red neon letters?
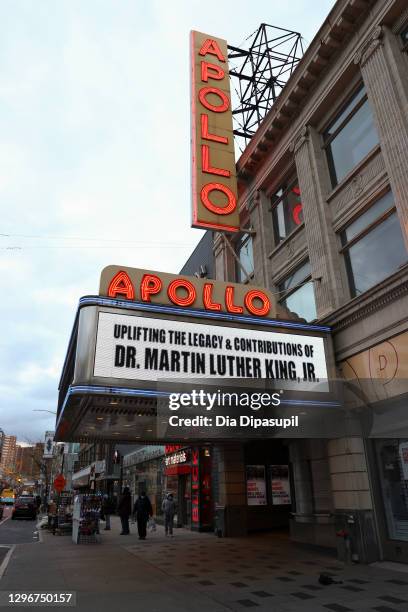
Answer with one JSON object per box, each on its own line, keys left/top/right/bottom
{"left": 191, "top": 31, "right": 239, "bottom": 232}
{"left": 167, "top": 279, "right": 197, "bottom": 307}
{"left": 106, "top": 271, "right": 271, "bottom": 318}
{"left": 198, "top": 38, "right": 225, "bottom": 62}
{"left": 200, "top": 183, "right": 236, "bottom": 215}
{"left": 108, "top": 270, "right": 135, "bottom": 300}
{"left": 200, "top": 114, "right": 228, "bottom": 144}
{"left": 140, "top": 274, "right": 162, "bottom": 302}
{"left": 201, "top": 145, "right": 230, "bottom": 177}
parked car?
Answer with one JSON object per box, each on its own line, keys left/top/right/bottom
{"left": 12, "top": 496, "right": 37, "bottom": 520}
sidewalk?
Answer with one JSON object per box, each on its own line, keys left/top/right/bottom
{"left": 1, "top": 516, "right": 408, "bottom": 611}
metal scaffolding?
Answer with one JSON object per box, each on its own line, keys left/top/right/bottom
{"left": 228, "top": 24, "right": 304, "bottom": 151}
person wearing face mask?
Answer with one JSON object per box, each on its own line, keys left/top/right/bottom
{"left": 133, "top": 491, "right": 153, "bottom": 540}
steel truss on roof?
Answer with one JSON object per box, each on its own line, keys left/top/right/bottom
{"left": 228, "top": 23, "right": 304, "bottom": 150}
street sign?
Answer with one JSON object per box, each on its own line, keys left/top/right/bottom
{"left": 53, "top": 474, "right": 66, "bottom": 492}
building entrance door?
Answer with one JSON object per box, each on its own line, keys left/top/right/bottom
{"left": 178, "top": 474, "right": 191, "bottom": 528}
{"left": 375, "top": 439, "right": 408, "bottom": 562}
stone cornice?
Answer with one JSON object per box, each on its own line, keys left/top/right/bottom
{"left": 319, "top": 264, "right": 408, "bottom": 332}
{"left": 236, "top": 0, "right": 380, "bottom": 178}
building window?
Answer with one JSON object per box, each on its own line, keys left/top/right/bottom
{"left": 323, "top": 84, "right": 379, "bottom": 186}
{"left": 341, "top": 190, "right": 407, "bottom": 297}
{"left": 279, "top": 260, "right": 317, "bottom": 321}
{"left": 271, "top": 176, "right": 303, "bottom": 244}
{"left": 236, "top": 233, "right": 254, "bottom": 282}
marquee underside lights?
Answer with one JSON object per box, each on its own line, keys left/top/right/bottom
{"left": 191, "top": 31, "right": 239, "bottom": 233}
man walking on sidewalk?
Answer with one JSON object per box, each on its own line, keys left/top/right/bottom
{"left": 133, "top": 491, "right": 152, "bottom": 540}
{"left": 117, "top": 487, "right": 131, "bottom": 535}
{"left": 162, "top": 493, "right": 176, "bottom": 537}
{"left": 102, "top": 494, "right": 114, "bottom": 531}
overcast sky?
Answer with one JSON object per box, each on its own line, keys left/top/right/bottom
{"left": 0, "top": 0, "right": 334, "bottom": 442}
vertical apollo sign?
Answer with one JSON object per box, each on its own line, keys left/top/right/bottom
{"left": 191, "top": 31, "right": 239, "bottom": 233}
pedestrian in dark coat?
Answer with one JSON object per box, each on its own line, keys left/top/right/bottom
{"left": 162, "top": 493, "right": 176, "bottom": 537}
{"left": 117, "top": 487, "right": 132, "bottom": 535}
{"left": 133, "top": 491, "right": 153, "bottom": 540}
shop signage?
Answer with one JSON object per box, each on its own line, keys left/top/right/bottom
{"left": 93, "top": 311, "right": 328, "bottom": 388}
{"left": 165, "top": 450, "right": 188, "bottom": 466}
{"left": 165, "top": 445, "right": 183, "bottom": 455}
{"left": 43, "top": 431, "right": 55, "bottom": 458}
{"left": 53, "top": 474, "right": 66, "bottom": 492}
{"left": 100, "top": 266, "right": 279, "bottom": 319}
{"left": 270, "top": 465, "right": 291, "bottom": 505}
{"left": 190, "top": 31, "right": 239, "bottom": 232}
{"left": 246, "top": 465, "right": 267, "bottom": 506}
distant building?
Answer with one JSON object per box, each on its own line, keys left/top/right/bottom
{"left": 15, "top": 443, "right": 44, "bottom": 481}
{"left": 0, "top": 435, "right": 17, "bottom": 475}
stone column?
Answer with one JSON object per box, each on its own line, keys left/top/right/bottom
{"left": 247, "top": 190, "right": 275, "bottom": 288}
{"left": 212, "top": 443, "right": 247, "bottom": 536}
{"left": 328, "top": 437, "right": 379, "bottom": 563}
{"left": 355, "top": 26, "right": 408, "bottom": 250}
{"left": 292, "top": 127, "right": 346, "bottom": 318}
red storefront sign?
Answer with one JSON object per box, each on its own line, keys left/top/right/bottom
{"left": 191, "top": 447, "right": 200, "bottom": 524}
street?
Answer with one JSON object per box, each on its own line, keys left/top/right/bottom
{"left": 0, "top": 506, "right": 39, "bottom": 546}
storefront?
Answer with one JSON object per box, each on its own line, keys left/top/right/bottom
{"left": 122, "top": 446, "right": 165, "bottom": 516}
{"left": 164, "top": 445, "right": 213, "bottom": 531}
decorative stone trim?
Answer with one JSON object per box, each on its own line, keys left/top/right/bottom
{"left": 290, "top": 125, "right": 309, "bottom": 155}
{"left": 320, "top": 266, "right": 408, "bottom": 332}
{"left": 353, "top": 26, "right": 383, "bottom": 68}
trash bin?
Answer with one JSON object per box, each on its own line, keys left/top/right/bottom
{"left": 214, "top": 504, "right": 225, "bottom": 537}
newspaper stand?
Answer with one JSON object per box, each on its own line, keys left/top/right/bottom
{"left": 54, "top": 492, "right": 73, "bottom": 536}
{"left": 72, "top": 494, "right": 101, "bottom": 544}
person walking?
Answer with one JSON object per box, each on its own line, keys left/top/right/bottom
{"left": 101, "top": 494, "right": 114, "bottom": 531}
{"left": 117, "top": 487, "right": 131, "bottom": 535}
{"left": 162, "top": 493, "right": 176, "bottom": 537}
{"left": 133, "top": 491, "right": 152, "bottom": 540}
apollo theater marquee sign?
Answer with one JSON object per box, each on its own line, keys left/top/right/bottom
{"left": 54, "top": 31, "right": 334, "bottom": 444}
{"left": 191, "top": 31, "right": 239, "bottom": 232}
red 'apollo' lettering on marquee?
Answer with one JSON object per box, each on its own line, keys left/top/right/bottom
{"left": 167, "top": 279, "right": 197, "bottom": 307}
{"left": 201, "top": 145, "right": 230, "bottom": 177}
{"left": 191, "top": 31, "right": 238, "bottom": 232}
{"left": 225, "top": 286, "right": 244, "bottom": 314}
{"left": 202, "top": 283, "right": 222, "bottom": 311}
{"left": 244, "top": 290, "right": 271, "bottom": 317}
{"left": 198, "top": 39, "right": 225, "bottom": 62}
{"left": 200, "top": 183, "right": 236, "bottom": 215}
{"left": 200, "top": 114, "right": 228, "bottom": 144}
{"left": 201, "top": 61, "right": 225, "bottom": 82}
{"left": 108, "top": 270, "right": 135, "bottom": 300}
{"left": 105, "top": 270, "right": 272, "bottom": 317}
{"left": 140, "top": 274, "right": 162, "bottom": 302}
{"left": 198, "top": 87, "right": 229, "bottom": 113}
